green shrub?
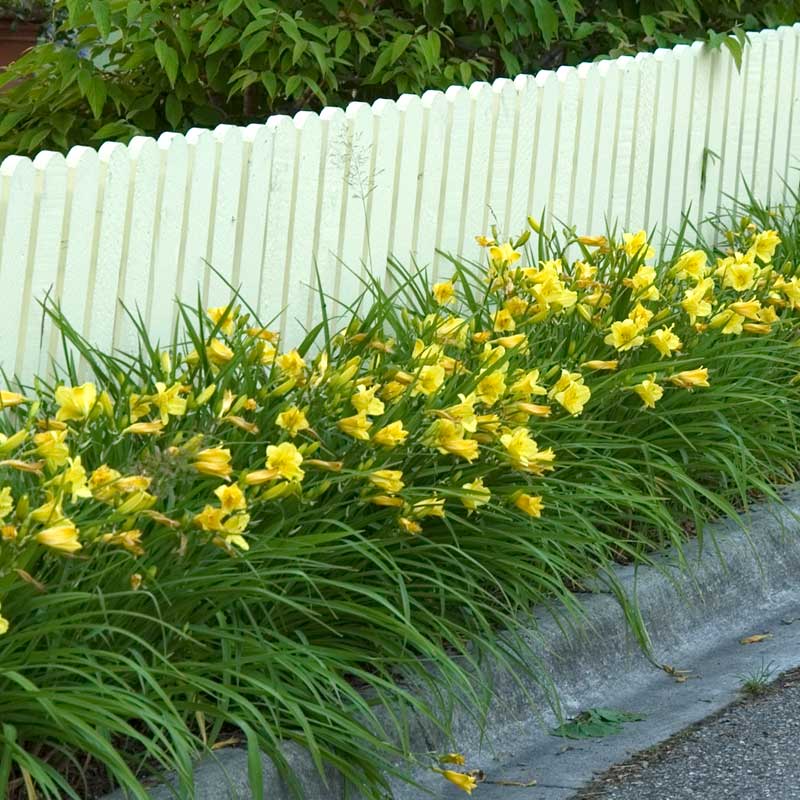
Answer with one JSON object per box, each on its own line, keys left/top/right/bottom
{"left": 2, "top": 190, "right": 800, "bottom": 797}
{"left": 0, "top": 0, "right": 797, "bottom": 156}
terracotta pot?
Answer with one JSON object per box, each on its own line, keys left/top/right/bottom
{"left": 0, "top": 17, "right": 41, "bottom": 67}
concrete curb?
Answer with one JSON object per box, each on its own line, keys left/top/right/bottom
{"left": 105, "top": 485, "right": 800, "bottom": 799}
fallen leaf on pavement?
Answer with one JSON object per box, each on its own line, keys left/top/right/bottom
{"left": 740, "top": 633, "right": 772, "bottom": 645}
{"left": 485, "top": 778, "right": 538, "bottom": 787}
{"left": 661, "top": 664, "right": 691, "bottom": 682}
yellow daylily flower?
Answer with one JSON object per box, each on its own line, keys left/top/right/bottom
{"left": 276, "top": 350, "right": 306, "bottom": 377}
{"left": 729, "top": 299, "right": 762, "bottom": 320}
{"left": 150, "top": 382, "right": 187, "bottom": 424}
{"left": 719, "top": 253, "right": 758, "bottom": 292}
{"left": 669, "top": 367, "right": 710, "bottom": 389}
{"left": 0, "top": 429, "right": 28, "bottom": 454}
{"left": 500, "top": 427, "right": 555, "bottom": 474}
{"left": 633, "top": 375, "right": 663, "bottom": 409}
{"left": 476, "top": 370, "right": 506, "bottom": 406}
{"left": 101, "top": 529, "right": 145, "bottom": 556}
{"left": 425, "top": 419, "right": 479, "bottom": 462}
{"left": 36, "top": 521, "right": 81, "bottom": 553}
{"left": 372, "top": 420, "right": 408, "bottom": 448}
{"left": 604, "top": 319, "right": 645, "bottom": 352}
{"left": 408, "top": 364, "right": 444, "bottom": 398}
{"left": 266, "top": 442, "right": 305, "bottom": 481}
{"left": 550, "top": 370, "right": 591, "bottom": 416}
{"left": 33, "top": 429, "right": 70, "bottom": 469}
{"left": 123, "top": 420, "right": 165, "bottom": 435}
{"left": 206, "top": 338, "right": 234, "bottom": 366}
{"left": 116, "top": 490, "right": 156, "bottom": 515}
{"left": 488, "top": 242, "right": 521, "bottom": 268}
{"left": 510, "top": 370, "right": 547, "bottom": 398}
{"left": 581, "top": 360, "right": 618, "bottom": 371}
{"left": 681, "top": 278, "right": 714, "bottom": 323}
{"left": 55, "top": 383, "right": 97, "bottom": 422}
{"left": 673, "top": 250, "right": 708, "bottom": 281}
{"left": 0, "top": 390, "right": 27, "bottom": 408}
{"left": 515, "top": 493, "right": 544, "bottom": 517}
{"left": 368, "top": 469, "right": 404, "bottom": 494}
{"left": 338, "top": 412, "right": 372, "bottom": 441}
{"left": 0, "top": 486, "right": 12, "bottom": 520}
{"left": 439, "top": 754, "right": 466, "bottom": 766}
{"left": 214, "top": 484, "right": 247, "bottom": 514}
{"left": 276, "top": 406, "right": 310, "bottom": 437}
{"left": 750, "top": 229, "right": 780, "bottom": 263}
{"left": 648, "top": 325, "right": 682, "bottom": 358}
{"left": 432, "top": 280, "right": 456, "bottom": 305}
{"left": 460, "top": 477, "right": 491, "bottom": 512}
{"left": 193, "top": 448, "right": 233, "bottom": 480}
{"left": 351, "top": 385, "right": 385, "bottom": 416}
{"left": 492, "top": 308, "right": 516, "bottom": 332}
{"left": 412, "top": 497, "right": 445, "bottom": 518}
{"left": 398, "top": 516, "right": 422, "bottom": 535}
{"left": 207, "top": 305, "right": 237, "bottom": 335}
{"left": 622, "top": 230, "right": 655, "bottom": 260}
{"left": 437, "top": 769, "right": 478, "bottom": 795}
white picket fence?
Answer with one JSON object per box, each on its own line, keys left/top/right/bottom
{"left": 1, "top": 24, "right": 800, "bottom": 382}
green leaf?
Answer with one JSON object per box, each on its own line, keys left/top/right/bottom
{"left": 292, "top": 38, "right": 308, "bottom": 64}
{"left": 82, "top": 75, "right": 107, "bottom": 119}
{"left": 199, "top": 17, "right": 222, "bottom": 48}
{"left": 722, "top": 36, "right": 744, "bottom": 72}
{"left": 285, "top": 74, "right": 302, "bottom": 96}
{"left": 0, "top": 110, "right": 26, "bottom": 139}
{"left": 221, "top": 0, "right": 244, "bottom": 18}
{"left": 354, "top": 30, "right": 372, "bottom": 55}
{"left": 126, "top": 0, "right": 143, "bottom": 24}
{"left": 390, "top": 33, "right": 413, "bottom": 65}
{"left": 261, "top": 70, "right": 277, "bottom": 97}
{"left": 557, "top": 0, "right": 577, "bottom": 30}
{"left": 165, "top": 93, "right": 183, "bottom": 128}
{"left": 551, "top": 708, "right": 645, "bottom": 739}
{"left": 424, "top": 0, "right": 445, "bottom": 27}
{"left": 335, "top": 29, "right": 351, "bottom": 59}
{"left": 641, "top": 15, "right": 657, "bottom": 38}
{"left": 241, "top": 31, "right": 269, "bottom": 63}
{"left": 90, "top": 120, "right": 135, "bottom": 140}
{"left": 155, "top": 40, "right": 179, "bottom": 87}
{"left": 533, "top": 0, "right": 559, "bottom": 46}
{"left": 206, "top": 26, "right": 240, "bottom": 56}
{"left": 91, "top": 0, "right": 112, "bottom": 38}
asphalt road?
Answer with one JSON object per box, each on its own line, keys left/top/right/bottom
{"left": 573, "top": 668, "right": 800, "bottom": 800}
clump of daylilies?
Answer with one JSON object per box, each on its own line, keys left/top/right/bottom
{"left": 0, "top": 211, "right": 794, "bottom": 650}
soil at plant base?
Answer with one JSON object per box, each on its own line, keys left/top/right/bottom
{"left": 573, "top": 667, "right": 800, "bottom": 800}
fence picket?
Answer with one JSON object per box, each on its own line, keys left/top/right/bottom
{"left": 311, "top": 107, "right": 347, "bottom": 329}
{"left": 435, "top": 86, "right": 471, "bottom": 272}
{"left": 258, "top": 115, "right": 295, "bottom": 332}
{"left": 336, "top": 103, "right": 373, "bottom": 316}
{"left": 86, "top": 143, "right": 130, "bottom": 358}
{"left": 51, "top": 147, "right": 99, "bottom": 378}
{"left": 0, "top": 157, "right": 36, "bottom": 382}
{"left": 148, "top": 132, "right": 189, "bottom": 349}
{"left": 507, "top": 75, "right": 539, "bottom": 239}
{"left": 363, "top": 99, "right": 399, "bottom": 291}
{"left": 20, "top": 152, "right": 67, "bottom": 380}
{"left": 772, "top": 28, "right": 798, "bottom": 204}
{"left": 282, "top": 111, "right": 322, "bottom": 344}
